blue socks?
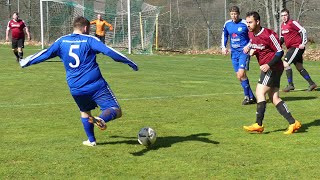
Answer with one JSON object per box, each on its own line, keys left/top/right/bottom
{"left": 299, "top": 69, "right": 315, "bottom": 85}
{"left": 99, "top": 107, "right": 118, "bottom": 123}
{"left": 81, "top": 117, "right": 95, "bottom": 142}
{"left": 286, "top": 68, "right": 293, "bottom": 85}
{"left": 241, "top": 79, "right": 254, "bottom": 98}
{"left": 81, "top": 108, "right": 119, "bottom": 143}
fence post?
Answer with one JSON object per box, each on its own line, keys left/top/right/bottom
{"left": 207, "top": 21, "right": 210, "bottom": 49}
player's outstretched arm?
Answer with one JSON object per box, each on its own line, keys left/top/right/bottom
{"left": 90, "top": 38, "right": 138, "bottom": 71}
{"left": 104, "top": 21, "right": 113, "bottom": 31}
{"left": 19, "top": 42, "right": 59, "bottom": 68}
{"left": 106, "top": 46, "right": 138, "bottom": 71}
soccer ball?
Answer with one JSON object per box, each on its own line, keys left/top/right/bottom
{"left": 138, "top": 127, "right": 157, "bottom": 146}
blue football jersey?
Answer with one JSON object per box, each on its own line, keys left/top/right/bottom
{"left": 22, "top": 33, "right": 138, "bottom": 95}
{"left": 221, "top": 19, "right": 250, "bottom": 51}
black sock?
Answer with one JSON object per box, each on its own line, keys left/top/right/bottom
{"left": 276, "top": 101, "right": 295, "bottom": 124}
{"left": 18, "top": 51, "right": 23, "bottom": 59}
{"left": 286, "top": 68, "right": 294, "bottom": 86}
{"left": 299, "top": 68, "right": 314, "bottom": 85}
{"left": 256, "top": 101, "right": 266, "bottom": 126}
{"left": 13, "top": 51, "right": 19, "bottom": 58}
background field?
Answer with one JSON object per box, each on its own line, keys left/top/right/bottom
{"left": 1, "top": 45, "right": 320, "bottom": 179}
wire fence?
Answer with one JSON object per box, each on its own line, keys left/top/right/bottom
{"left": 1, "top": 0, "right": 320, "bottom": 51}
{"left": 154, "top": 0, "right": 320, "bottom": 50}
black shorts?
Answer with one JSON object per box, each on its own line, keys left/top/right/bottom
{"left": 95, "top": 34, "right": 105, "bottom": 44}
{"left": 284, "top": 47, "right": 304, "bottom": 65}
{"left": 12, "top": 38, "right": 25, "bottom": 49}
{"left": 258, "top": 69, "right": 283, "bottom": 88}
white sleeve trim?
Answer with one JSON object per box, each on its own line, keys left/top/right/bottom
{"left": 293, "top": 21, "right": 307, "bottom": 45}
{"left": 270, "top": 34, "right": 282, "bottom": 51}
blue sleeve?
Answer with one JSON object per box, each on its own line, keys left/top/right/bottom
{"left": 89, "top": 37, "right": 138, "bottom": 71}
{"left": 24, "top": 41, "right": 60, "bottom": 67}
{"left": 221, "top": 23, "right": 229, "bottom": 48}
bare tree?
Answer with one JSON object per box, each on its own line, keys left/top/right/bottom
{"left": 294, "top": 0, "right": 320, "bottom": 22}
{"left": 271, "top": 0, "right": 286, "bottom": 34}
{"left": 278, "top": 0, "right": 285, "bottom": 34}
{"left": 271, "top": 0, "right": 278, "bottom": 32}
{"left": 260, "top": 0, "right": 272, "bottom": 28}
{"left": 297, "top": 0, "right": 307, "bottom": 21}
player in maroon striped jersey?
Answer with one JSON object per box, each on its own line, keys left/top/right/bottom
{"left": 243, "top": 11, "right": 301, "bottom": 135}
{"left": 6, "top": 12, "right": 31, "bottom": 62}
{"left": 280, "top": 8, "right": 317, "bottom": 92}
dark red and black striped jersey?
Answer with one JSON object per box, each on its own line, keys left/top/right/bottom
{"left": 281, "top": 19, "right": 307, "bottom": 49}
{"left": 249, "top": 28, "right": 284, "bottom": 71}
{"left": 7, "top": 19, "right": 27, "bottom": 39}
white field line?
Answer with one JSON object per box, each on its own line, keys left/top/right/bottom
{"left": 0, "top": 47, "right": 42, "bottom": 51}
{"left": 0, "top": 92, "right": 242, "bottom": 108}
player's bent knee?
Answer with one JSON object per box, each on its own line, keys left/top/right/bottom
{"left": 284, "top": 66, "right": 291, "bottom": 70}
{"left": 100, "top": 107, "right": 122, "bottom": 122}
{"left": 272, "top": 98, "right": 281, "bottom": 106}
{"left": 108, "top": 107, "right": 122, "bottom": 119}
{"left": 237, "top": 71, "right": 246, "bottom": 80}
{"left": 283, "top": 61, "right": 290, "bottom": 67}
{"left": 115, "top": 108, "right": 122, "bottom": 118}
{"left": 295, "top": 64, "right": 303, "bottom": 71}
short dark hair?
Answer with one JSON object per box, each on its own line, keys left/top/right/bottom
{"left": 229, "top": 6, "right": 240, "bottom": 13}
{"left": 73, "top": 16, "right": 90, "bottom": 29}
{"left": 246, "top": 11, "right": 260, "bottom": 21}
{"left": 13, "top": 12, "right": 19, "bottom": 16}
{"left": 281, "top": 8, "right": 290, "bottom": 14}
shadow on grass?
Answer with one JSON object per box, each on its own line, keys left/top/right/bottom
{"left": 281, "top": 96, "right": 317, "bottom": 102}
{"left": 44, "top": 60, "right": 61, "bottom": 63}
{"left": 282, "top": 88, "right": 319, "bottom": 92}
{"left": 297, "top": 119, "right": 320, "bottom": 133}
{"left": 264, "top": 119, "right": 320, "bottom": 134}
{"left": 265, "top": 96, "right": 317, "bottom": 104}
{"left": 98, "top": 133, "right": 219, "bottom": 156}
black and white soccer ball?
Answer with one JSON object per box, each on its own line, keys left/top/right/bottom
{"left": 138, "top": 127, "right": 157, "bottom": 146}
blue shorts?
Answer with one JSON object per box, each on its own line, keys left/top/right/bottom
{"left": 231, "top": 50, "right": 250, "bottom": 72}
{"left": 72, "top": 85, "right": 120, "bottom": 112}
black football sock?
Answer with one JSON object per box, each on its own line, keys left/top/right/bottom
{"left": 13, "top": 51, "right": 19, "bottom": 58}
{"left": 286, "top": 68, "right": 293, "bottom": 86}
{"left": 276, "top": 101, "right": 295, "bottom": 124}
{"left": 256, "top": 101, "right": 266, "bottom": 126}
{"left": 18, "top": 51, "right": 23, "bottom": 59}
{"left": 299, "top": 69, "right": 314, "bottom": 85}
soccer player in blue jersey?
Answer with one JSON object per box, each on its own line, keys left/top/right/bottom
{"left": 221, "top": 6, "right": 256, "bottom": 105}
{"left": 19, "top": 16, "right": 138, "bottom": 147}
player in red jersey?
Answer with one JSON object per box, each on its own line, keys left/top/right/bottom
{"left": 243, "top": 11, "right": 301, "bottom": 134}
{"left": 6, "top": 12, "right": 31, "bottom": 62}
{"left": 280, "top": 9, "right": 317, "bottom": 92}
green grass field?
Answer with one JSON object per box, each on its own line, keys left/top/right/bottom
{"left": 1, "top": 45, "right": 320, "bottom": 179}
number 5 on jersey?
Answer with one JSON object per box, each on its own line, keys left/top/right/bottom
{"left": 69, "top": 45, "right": 80, "bottom": 68}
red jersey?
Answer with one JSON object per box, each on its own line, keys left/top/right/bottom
{"left": 7, "top": 19, "right": 26, "bottom": 39}
{"left": 281, "top": 19, "right": 307, "bottom": 48}
{"left": 249, "top": 28, "right": 284, "bottom": 71}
